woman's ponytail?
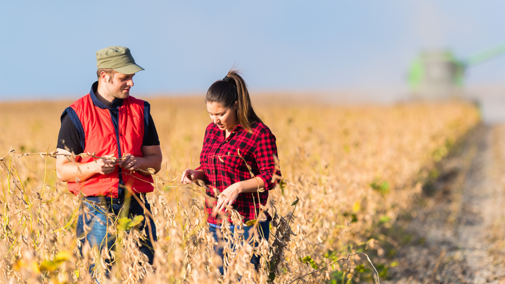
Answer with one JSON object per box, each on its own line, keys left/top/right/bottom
{"left": 206, "top": 69, "right": 262, "bottom": 131}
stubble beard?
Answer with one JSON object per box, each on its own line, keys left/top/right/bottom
{"left": 113, "top": 89, "right": 130, "bottom": 100}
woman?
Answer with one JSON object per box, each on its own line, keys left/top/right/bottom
{"left": 181, "top": 69, "right": 281, "bottom": 274}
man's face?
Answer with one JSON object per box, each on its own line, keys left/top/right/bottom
{"left": 103, "top": 72, "right": 135, "bottom": 100}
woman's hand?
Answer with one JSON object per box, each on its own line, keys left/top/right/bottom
{"left": 213, "top": 182, "right": 242, "bottom": 217}
{"left": 211, "top": 178, "right": 266, "bottom": 217}
{"left": 181, "top": 169, "right": 197, "bottom": 184}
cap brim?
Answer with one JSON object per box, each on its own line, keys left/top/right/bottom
{"left": 113, "top": 64, "right": 144, "bottom": 75}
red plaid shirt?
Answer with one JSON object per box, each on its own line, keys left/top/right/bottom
{"left": 196, "top": 121, "right": 280, "bottom": 225}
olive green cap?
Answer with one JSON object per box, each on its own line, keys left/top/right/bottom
{"left": 96, "top": 46, "right": 144, "bottom": 74}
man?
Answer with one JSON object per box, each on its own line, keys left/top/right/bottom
{"left": 55, "top": 46, "right": 162, "bottom": 277}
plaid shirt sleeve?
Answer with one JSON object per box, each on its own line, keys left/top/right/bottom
{"left": 253, "top": 127, "right": 280, "bottom": 191}
{"left": 194, "top": 126, "right": 209, "bottom": 181}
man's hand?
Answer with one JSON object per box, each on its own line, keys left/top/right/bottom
{"left": 96, "top": 158, "right": 116, "bottom": 175}
{"left": 55, "top": 148, "right": 117, "bottom": 182}
{"left": 119, "top": 153, "right": 140, "bottom": 171}
{"left": 119, "top": 147, "right": 162, "bottom": 175}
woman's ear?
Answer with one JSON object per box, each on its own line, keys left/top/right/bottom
{"left": 234, "top": 101, "right": 238, "bottom": 109}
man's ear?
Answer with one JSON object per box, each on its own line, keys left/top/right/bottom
{"left": 100, "top": 71, "right": 111, "bottom": 83}
{"left": 99, "top": 71, "right": 107, "bottom": 83}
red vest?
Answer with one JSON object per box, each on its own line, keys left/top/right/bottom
{"left": 65, "top": 94, "right": 154, "bottom": 197}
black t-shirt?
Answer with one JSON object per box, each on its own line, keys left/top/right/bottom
{"left": 57, "top": 113, "right": 160, "bottom": 154}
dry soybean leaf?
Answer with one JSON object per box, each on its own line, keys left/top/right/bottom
{"left": 13, "top": 260, "right": 25, "bottom": 271}
{"left": 39, "top": 260, "right": 59, "bottom": 272}
{"left": 53, "top": 251, "right": 72, "bottom": 264}
{"left": 353, "top": 201, "right": 361, "bottom": 213}
{"left": 245, "top": 219, "right": 257, "bottom": 227}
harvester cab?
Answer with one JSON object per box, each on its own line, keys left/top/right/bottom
{"left": 408, "top": 43, "right": 505, "bottom": 99}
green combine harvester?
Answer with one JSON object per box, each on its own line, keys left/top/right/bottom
{"left": 408, "top": 43, "right": 505, "bottom": 99}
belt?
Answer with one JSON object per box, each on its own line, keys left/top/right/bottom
{"left": 84, "top": 193, "right": 147, "bottom": 205}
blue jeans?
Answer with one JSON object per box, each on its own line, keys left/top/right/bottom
{"left": 76, "top": 195, "right": 157, "bottom": 278}
{"left": 209, "top": 221, "right": 270, "bottom": 275}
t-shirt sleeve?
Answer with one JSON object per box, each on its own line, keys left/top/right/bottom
{"left": 57, "top": 113, "right": 84, "bottom": 154}
{"left": 143, "top": 113, "right": 160, "bottom": 146}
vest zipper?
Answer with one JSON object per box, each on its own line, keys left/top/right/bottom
{"left": 110, "top": 108, "right": 123, "bottom": 200}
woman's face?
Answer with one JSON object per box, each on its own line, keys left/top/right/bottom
{"left": 207, "top": 101, "right": 237, "bottom": 132}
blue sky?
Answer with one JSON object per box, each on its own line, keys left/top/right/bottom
{"left": 0, "top": 1, "right": 504, "bottom": 100}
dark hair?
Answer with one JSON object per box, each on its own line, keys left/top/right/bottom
{"left": 206, "top": 70, "right": 262, "bottom": 131}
